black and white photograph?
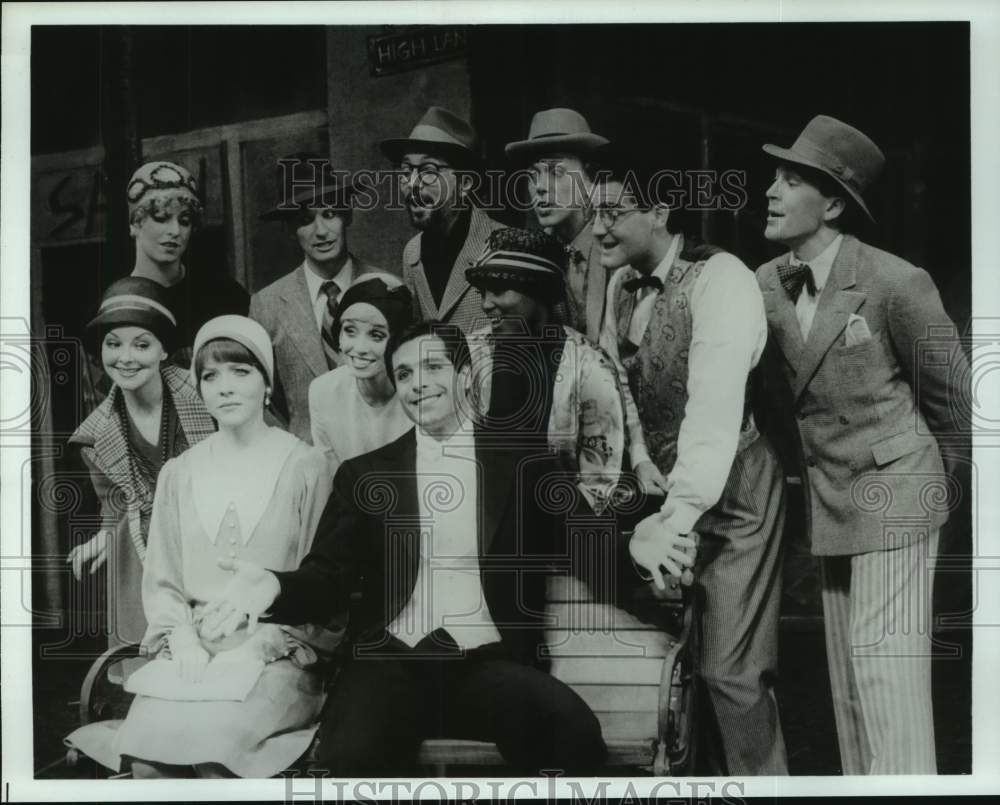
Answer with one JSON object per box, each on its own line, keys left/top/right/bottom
{"left": 1, "top": 1, "right": 998, "bottom": 800}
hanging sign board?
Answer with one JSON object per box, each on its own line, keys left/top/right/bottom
{"left": 367, "top": 26, "right": 467, "bottom": 77}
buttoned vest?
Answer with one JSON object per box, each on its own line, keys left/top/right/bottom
{"left": 614, "top": 241, "right": 758, "bottom": 475}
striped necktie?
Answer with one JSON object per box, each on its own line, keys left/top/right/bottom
{"left": 320, "top": 280, "right": 341, "bottom": 368}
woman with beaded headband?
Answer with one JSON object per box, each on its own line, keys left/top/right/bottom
{"left": 102, "top": 315, "right": 336, "bottom": 778}
{"left": 127, "top": 160, "right": 248, "bottom": 365}
{"left": 464, "top": 227, "right": 627, "bottom": 514}
{"left": 308, "top": 272, "right": 415, "bottom": 477}
{"left": 65, "top": 277, "right": 216, "bottom": 685}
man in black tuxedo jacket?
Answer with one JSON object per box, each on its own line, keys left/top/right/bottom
{"left": 201, "top": 321, "right": 608, "bottom": 776}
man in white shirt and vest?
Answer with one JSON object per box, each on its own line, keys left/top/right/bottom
{"left": 756, "top": 116, "right": 970, "bottom": 774}
{"left": 250, "top": 155, "right": 380, "bottom": 442}
{"left": 595, "top": 148, "right": 788, "bottom": 775}
{"left": 200, "top": 321, "right": 609, "bottom": 776}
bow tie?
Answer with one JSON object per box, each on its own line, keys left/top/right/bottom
{"left": 623, "top": 274, "right": 664, "bottom": 294}
{"left": 776, "top": 263, "right": 817, "bottom": 299}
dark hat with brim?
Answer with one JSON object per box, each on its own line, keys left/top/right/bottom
{"left": 762, "top": 115, "right": 885, "bottom": 221}
{"left": 505, "top": 108, "right": 609, "bottom": 163}
{"left": 379, "top": 106, "right": 482, "bottom": 169}
{"left": 260, "top": 154, "right": 358, "bottom": 221}
{"left": 85, "top": 276, "right": 177, "bottom": 357}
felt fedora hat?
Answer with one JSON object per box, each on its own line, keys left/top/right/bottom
{"left": 505, "top": 108, "right": 609, "bottom": 162}
{"left": 259, "top": 152, "right": 357, "bottom": 221}
{"left": 379, "top": 106, "right": 481, "bottom": 168}
{"left": 763, "top": 115, "right": 885, "bottom": 221}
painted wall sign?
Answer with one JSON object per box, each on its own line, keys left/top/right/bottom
{"left": 31, "top": 148, "right": 223, "bottom": 246}
{"left": 367, "top": 26, "right": 467, "bottom": 77}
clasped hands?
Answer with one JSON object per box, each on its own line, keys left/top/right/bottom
{"left": 628, "top": 506, "right": 697, "bottom": 591}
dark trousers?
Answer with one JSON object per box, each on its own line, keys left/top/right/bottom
{"left": 315, "top": 630, "right": 606, "bottom": 776}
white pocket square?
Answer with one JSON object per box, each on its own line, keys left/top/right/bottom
{"left": 845, "top": 313, "right": 872, "bottom": 346}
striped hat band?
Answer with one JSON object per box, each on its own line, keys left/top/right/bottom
{"left": 97, "top": 294, "right": 177, "bottom": 325}
{"left": 475, "top": 249, "right": 562, "bottom": 276}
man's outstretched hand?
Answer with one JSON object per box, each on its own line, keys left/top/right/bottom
{"left": 200, "top": 558, "right": 281, "bottom": 641}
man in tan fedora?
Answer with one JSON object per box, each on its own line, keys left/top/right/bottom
{"left": 757, "top": 115, "right": 970, "bottom": 774}
{"left": 505, "top": 108, "right": 608, "bottom": 343}
{"left": 381, "top": 106, "right": 502, "bottom": 333}
{"left": 250, "top": 154, "right": 381, "bottom": 442}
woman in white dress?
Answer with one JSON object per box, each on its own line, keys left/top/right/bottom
{"left": 111, "top": 315, "right": 336, "bottom": 778}
{"left": 308, "top": 272, "right": 415, "bottom": 476}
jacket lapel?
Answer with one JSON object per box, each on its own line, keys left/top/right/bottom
{"left": 91, "top": 387, "right": 134, "bottom": 490}
{"left": 281, "top": 265, "right": 328, "bottom": 377}
{"left": 437, "top": 208, "right": 489, "bottom": 321}
{"left": 406, "top": 241, "right": 440, "bottom": 319}
{"left": 791, "top": 236, "right": 866, "bottom": 401}
{"left": 373, "top": 430, "right": 421, "bottom": 565}
{"left": 762, "top": 267, "right": 806, "bottom": 369}
{"left": 163, "top": 365, "right": 216, "bottom": 444}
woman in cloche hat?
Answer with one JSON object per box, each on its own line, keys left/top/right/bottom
{"left": 66, "top": 277, "right": 216, "bottom": 674}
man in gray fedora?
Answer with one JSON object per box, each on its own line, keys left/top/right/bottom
{"left": 250, "top": 155, "right": 381, "bottom": 442}
{"left": 757, "top": 115, "right": 970, "bottom": 774}
{"left": 381, "top": 106, "right": 502, "bottom": 333}
{"left": 505, "top": 108, "right": 609, "bottom": 343}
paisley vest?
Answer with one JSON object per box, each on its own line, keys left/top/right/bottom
{"left": 614, "top": 240, "right": 758, "bottom": 475}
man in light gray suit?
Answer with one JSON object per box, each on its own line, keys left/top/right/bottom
{"left": 757, "top": 116, "right": 970, "bottom": 774}
{"left": 251, "top": 156, "right": 381, "bottom": 442}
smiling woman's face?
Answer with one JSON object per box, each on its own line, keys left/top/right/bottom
{"left": 101, "top": 326, "right": 165, "bottom": 392}
{"left": 338, "top": 302, "right": 391, "bottom": 380}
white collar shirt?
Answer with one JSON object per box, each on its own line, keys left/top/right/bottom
{"left": 387, "top": 427, "right": 501, "bottom": 649}
{"left": 790, "top": 233, "right": 843, "bottom": 340}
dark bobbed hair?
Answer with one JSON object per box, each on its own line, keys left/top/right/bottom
{"left": 193, "top": 338, "right": 269, "bottom": 396}
{"left": 384, "top": 320, "right": 471, "bottom": 389}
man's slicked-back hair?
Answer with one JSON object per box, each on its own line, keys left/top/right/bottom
{"left": 384, "top": 320, "right": 471, "bottom": 388}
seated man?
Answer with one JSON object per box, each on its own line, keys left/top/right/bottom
{"left": 200, "top": 321, "right": 611, "bottom": 776}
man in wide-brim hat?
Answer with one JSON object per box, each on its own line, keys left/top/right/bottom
{"left": 756, "top": 115, "right": 970, "bottom": 774}
{"left": 505, "top": 107, "right": 609, "bottom": 344}
{"left": 250, "top": 153, "right": 381, "bottom": 442}
{"left": 380, "top": 105, "right": 502, "bottom": 334}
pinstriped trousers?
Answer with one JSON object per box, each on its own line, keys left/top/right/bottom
{"left": 695, "top": 435, "right": 788, "bottom": 775}
{"left": 820, "top": 531, "right": 938, "bottom": 774}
